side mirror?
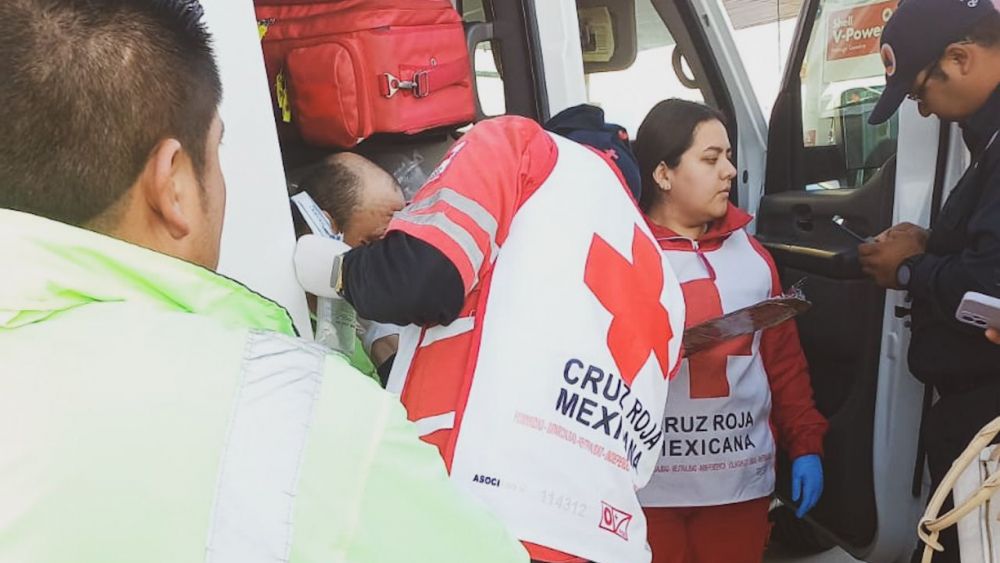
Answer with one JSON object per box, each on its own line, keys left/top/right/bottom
{"left": 576, "top": 0, "right": 637, "bottom": 74}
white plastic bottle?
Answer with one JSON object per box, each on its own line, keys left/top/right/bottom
{"left": 315, "top": 296, "right": 357, "bottom": 356}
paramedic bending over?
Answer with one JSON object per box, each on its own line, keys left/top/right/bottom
{"left": 294, "top": 110, "right": 688, "bottom": 563}
{"left": 634, "top": 99, "right": 829, "bottom": 563}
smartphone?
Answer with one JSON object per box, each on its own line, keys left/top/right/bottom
{"left": 956, "top": 291, "right": 1000, "bottom": 329}
{"left": 831, "top": 215, "right": 871, "bottom": 243}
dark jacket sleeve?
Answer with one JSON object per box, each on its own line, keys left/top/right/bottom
{"left": 908, "top": 162, "right": 1000, "bottom": 322}
{"left": 341, "top": 231, "right": 465, "bottom": 327}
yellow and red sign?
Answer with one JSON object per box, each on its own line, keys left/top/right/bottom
{"left": 826, "top": 1, "right": 895, "bottom": 61}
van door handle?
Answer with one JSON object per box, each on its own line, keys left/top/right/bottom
{"left": 793, "top": 204, "right": 814, "bottom": 232}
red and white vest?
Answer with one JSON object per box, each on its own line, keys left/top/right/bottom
{"left": 638, "top": 208, "right": 779, "bottom": 508}
{"left": 386, "top": 116, "right": 685, "bottom": 563}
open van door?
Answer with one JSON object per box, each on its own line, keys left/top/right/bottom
{"left": 744, "top": 0, "right": 935, "bottom": 560}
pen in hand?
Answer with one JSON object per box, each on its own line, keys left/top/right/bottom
{"left": 832, "top": 215, "right": 872, "bottom": 243}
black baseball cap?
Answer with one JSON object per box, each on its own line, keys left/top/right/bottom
{"left": 869, "top": 0, "right": 999, "bottom": 124}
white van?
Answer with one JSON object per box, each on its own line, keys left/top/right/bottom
{"left": 213, "top": 1, "right": 969, "bottom": 561}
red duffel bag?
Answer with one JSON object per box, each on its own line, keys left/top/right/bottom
{"left": 255, "top": 0, "right": 475, "bottom": 148}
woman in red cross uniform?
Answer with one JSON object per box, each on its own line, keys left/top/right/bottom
{"left": 634, "top": 99, "right": 829, "bottom": 563}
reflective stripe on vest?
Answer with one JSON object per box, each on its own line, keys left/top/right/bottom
{"left": 421, "top": 316, "right": 475, "bottom": 348}
{"left": 205, "top": 331, "right": 325, "bottom": 563}
{"left": 406, "top": 187, "right": 500, "bottom": 260}
{"left": 392, "top": 211, "right": 487, "bottom": 281}
{"left": 414, "top": 412, "right": 457, "bottom": 437}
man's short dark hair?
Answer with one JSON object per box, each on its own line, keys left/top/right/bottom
{"left": 0, "top": 0, "right": 222, "bottom": 226}
{"left": 295, "top": 155, "right": 362, "bottom": 235}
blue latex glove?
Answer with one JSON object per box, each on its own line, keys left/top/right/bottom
{"left": 791, "top": 454, "right": 824, "bottom": 518}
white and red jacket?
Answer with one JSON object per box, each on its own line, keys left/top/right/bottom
{"left": 638, "top": 204, "right": 827, "bottom": 508}
{"left": 384, "top": 116, "right": 686, "bottom": 563}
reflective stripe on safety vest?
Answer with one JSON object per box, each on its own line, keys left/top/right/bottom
{"left": 206, "top": 331, "right": 325, "bottom": 563}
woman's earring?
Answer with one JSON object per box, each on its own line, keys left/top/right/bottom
{"left": 658, "top": 180, "right": 671, "bottom": 192}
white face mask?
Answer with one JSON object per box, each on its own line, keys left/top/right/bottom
{"left": 291, "top": 191, "right": 341, "bottom": 241}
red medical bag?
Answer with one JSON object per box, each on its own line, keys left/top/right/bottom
{"left": 255, "top": 0, "right": 475, "bottom": 148}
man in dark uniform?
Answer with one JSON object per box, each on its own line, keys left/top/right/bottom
{"left": 859, "top": 0, "right": 1000, "bottom": 560}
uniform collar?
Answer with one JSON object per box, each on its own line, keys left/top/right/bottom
{"left": 0, "top": 209, "right": 295, "bottom": 334}
{"left": 961, "top": 85, "right": 1000, "bottom": 155}
{"left": 645, "top": 203, "right": 752, "bottom": 246}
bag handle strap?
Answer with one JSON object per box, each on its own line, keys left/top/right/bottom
{"left": 380, "top": 58, "right": 469, "bottom": 99}
{"left": 919, "top": 415, "right": 1000, "bottom": 563}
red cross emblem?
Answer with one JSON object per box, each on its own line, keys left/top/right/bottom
{"left": 584, "top": 225, "right": 672, "bottom": 385}
{"left": 681, "top": 278, "right": 753, "bottom": 398}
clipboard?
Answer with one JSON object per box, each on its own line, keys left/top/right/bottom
{"left": 682, "top": 280, "right": 811, "bottom": 355}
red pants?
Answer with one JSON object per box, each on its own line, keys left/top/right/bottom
{"left": 644, "top": 497, "right": 771, "bottom": 563}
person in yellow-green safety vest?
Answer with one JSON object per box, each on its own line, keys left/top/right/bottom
{"left": 0, "top": 1, "right": 527, "bottom": 562}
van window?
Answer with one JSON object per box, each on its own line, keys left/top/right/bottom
{"left": 715, "top": 0, "right": 799, "bottom": 118}
{"left": 473, "top": 42, "right": 506, "bottom": 116}
{"left": 461, "top": 0, "right": 507, "bottom": 117}
{"left": 580, "top": 0, "right": 706, "bottom": 136}
{"left": 459, "top": 0, "right": 487, "bottom": 22}
{"left": 798, "top": 0, "right": 898, "bottom": 190}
